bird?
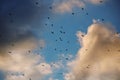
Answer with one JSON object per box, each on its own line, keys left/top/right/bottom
{"left": 54, "top": 48, "right": 57, "bottom": 51}
{"left": 60, "top": 30, "right": 63, "bottom": 33}
{"left": 86, "top": 13, "right": 88, "bottom": 15}
{"left": 118, "top": 50, "right": 120, "bottom": 52}
{"left": 63, "top": 32, "right": 65, "bottom": 34}
{"left": 40, "top": 47, "right": 43, "bottom": 49}
{"left": 22, "top": 74, "right": 24, "bottom": 76}
{"left": 60, "top": 26, "right": 63, "bottom": 29}
{"left": 101, "top": 18, "right": 104, "bottom": 21}
{"left": 72, "top": 12, "right": 75, "bottom": 15}
{"left": 49, "top": 6, "right": 52, "bottom": 9}
{"left": 100, "top": 0, "right": 103, "bottom": 3}
{"left": 86, "top": 65, "right": 90, "bottom": 69}
{"left": 51, "top": 24, "right": 53, "bottom": 27}
{"left": 67, "top": 41, "right": 70, "bottom": 43}
{"left": 51, "top": 31, "right": 54, "bottom": 34}
{"left": 28, "top": 50, "right": 31, "bottom": 53}
{"left": 47, "top": 17, "right": 50, "bottom": 19}
{"left": 35, "top": 2, "right": 39, "bottom": 5}
{"left": 8, "top": 51, "right": 12, "bottom": 53}
{"left": 45, "top": 23, "right": 47, "bottom": 26}
{"left": 81, "top": 8, "right": 84, "bottom": 10}
{"left": 66, "top": 58, "right": 69, "bottom": 60}
{"left": 59, "top": 37, "right": 63, "bottom": 41}
{"left": 65, "top": 49, "right": 68, "bottom": 51}
{"left": 81, "top": 34, "right": 84, "bottom": 37}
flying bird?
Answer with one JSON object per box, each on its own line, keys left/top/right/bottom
{"left": 72, "top": 12, "right": 75, "bottom": 15}
{"left": 51, "top": 31, "right": 54, "bottom": 34}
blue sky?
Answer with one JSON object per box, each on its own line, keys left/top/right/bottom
{"left": 0, "top": 0, "right": 120, "bottom": 80}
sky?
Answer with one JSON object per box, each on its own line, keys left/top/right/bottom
{"left": 0, "top": 0, "right": 120, "bottom": 80}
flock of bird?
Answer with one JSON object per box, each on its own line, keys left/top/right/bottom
{"left": 3, "top": 0, "right": 110, "bottom": 80}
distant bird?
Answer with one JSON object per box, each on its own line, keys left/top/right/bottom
{"left": 67, "top": 41, "right": 70, "bottom": 43}
{"left": 86, "top": 65, "right": 90, "bottom": 69}
{"left": 66, "top": 58, "right": 69, "bottom": 60}
{"left": 51, "top": 24, "right": 53, "bottom": 27}
{"left": 101, "top": 18, "right": 104, "bottom": 21}
{"left": 60, "top": 30, "right": 63, "bottom": 33}
{"left": 100, "top": 0, "right": 103, "bottom": 3}
{"left": 65, "top": 49, "right": 68, "bottom": 51}
{"left": 28, "top": 50, "right": 31, "bottom": 53}
{"left": 45, "top": 23, "right": 47, "bottom": 26}
{"left": 81, "top": 8, "right": 84, "bottom": 10}
{"left": 81, "top": 34, "right": 84, "bottom": 37}
{"left": 35, "top": 2, "right": 39, "bottom": 5}
{"left": 22, "top": 74, "right": 24, "bottom": 76}
{"left": 59, "top": 37, "right": 63, "bottom": 41}
{"left": 49, "top": 6, "right": 52, "bottom": 9}
{"left": 47, "top": 17, "right": 50, "bottom": 19}
{"left": 8, "top": 51, "right": 12, "bottom": 53}
{"left": 54, "top": 48, "right": 56, "bottom": 51}
{"left": 60, "top": 26, "right": 63, "bottom": 29}
{"left": 51, "top": 31, "right": 54, "bottom": 34}
{"left": 86, "top": 13, "right": 88, "bottom": 15}
{"left": 118, "top": 50, "right": 120, "bottom": 52}
{"left": 63, "top": 32, "right": 65, "bottom": 34}
{"left": 40, "top": 47, "right": 43, "bottom": 49}
{"left": 72, "top": 12, "right": 75, "bottom": 15}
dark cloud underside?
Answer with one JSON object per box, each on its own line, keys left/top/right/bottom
{"left": 0, "top": 0, "right": 48, "bottom": 44}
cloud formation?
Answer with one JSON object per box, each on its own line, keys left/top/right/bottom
{"left": 0, "top": 38, "right": 52, "bottom": 80}
{"left": 66, "top": 22, "right": 120, "bottom": 80}
{"left": 52, "top": 0, "right": 106, "bottom": 13}
{"left": 0, "top": 0, "right": 48, "bottom": 45}
{"left": 53, "top": 0, "right": 85, "bottom": 13}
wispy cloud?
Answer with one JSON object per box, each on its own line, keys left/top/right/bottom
{"left": 53, "top": 0, "right": 85, "bottom": 13}
{"left": 52, "top": 0, "right": 106, "bottom": 13}
{"left": 84, "top": 0, "right": 106, "bottom": 4}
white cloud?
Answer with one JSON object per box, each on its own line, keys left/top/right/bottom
{"left": 66, "top": 22, "right": 120, "bottom": 80}
{"left": 0, "top": 38, "right": 52, "bottom": 80}
{"left": 52, "top": 0, "right": 106, "bottom": 13}
{"left": 52, "top": 0, "right": 85, "bottom": 13}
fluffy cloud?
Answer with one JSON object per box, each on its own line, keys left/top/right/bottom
{"left": 0, "top": 38, "right": 52, "bottom": 80}
{"left": 66, "top": 22, "right": 120, "bottom": 80}
{"left": 52, "top": 0, "right": 106, "bottom": 13}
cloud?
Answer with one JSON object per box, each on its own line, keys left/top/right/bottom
{"left": 66, "top": 22, "right": 120, "bottom": 80}
{"left": 0, "top": 0, "right": 49, "bottom": 45}
{"left": 84, "top": 0, "right": 106, "bottom": 4}
{"left": 52, "top": 0, "right": 106, "bottom": 13}
{"left": 52, "top": 0, "right": 85, "bottom": 13}
{"left": 0, "top": 38, "right": 52, "bottom": 80}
